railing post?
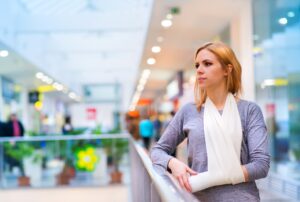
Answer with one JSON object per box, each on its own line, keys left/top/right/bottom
{"left": 130, "top": 140, "right": 151, "bottom": 202}
{"left": 130, "top": 140, "right": 139, "bottom": 202}
{"left": 151, "top": 182, "right": 160, "bottom": 202}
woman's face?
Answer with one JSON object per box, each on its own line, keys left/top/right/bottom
{"left": 195, "top": 49, "right": 228, "bottom": 90}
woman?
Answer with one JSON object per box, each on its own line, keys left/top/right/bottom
{"left": 150, "top": 42, "right": 270, "bottom": 201}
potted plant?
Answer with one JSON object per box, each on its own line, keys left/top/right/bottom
{"left": 54, "top": 140, "right": 76, "bottom": 185}
{"left": 4, "top": 142, "right": 35, "bottom": 186}
{"left": 56, "top": 157, "right": 76, "bottom": 185}
{"left": 101, "top": 128, "right": 129, "bottom": 184}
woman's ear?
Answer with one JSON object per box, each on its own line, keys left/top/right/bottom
{"left": 224, "top": 64, "right": 233, "bottom": 76}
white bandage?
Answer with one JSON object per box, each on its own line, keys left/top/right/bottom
{"left": 189, "top": 93, "right": 245, "bottom": 192}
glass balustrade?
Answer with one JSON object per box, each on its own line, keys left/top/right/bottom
{"left": 0, "top": 134, "right": 130, "bottom": 189}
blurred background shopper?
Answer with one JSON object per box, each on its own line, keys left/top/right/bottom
{"left": 139, "top": 115, "right": 154, "bottom": 150}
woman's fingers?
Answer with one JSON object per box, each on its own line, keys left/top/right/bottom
{"left": 186, "top": 167, "right": 197, "bottom": 175}
{"left": 182, "top": 174, "right": 192, "bottom": 192}
{"left": 177, "top": 176, "right": 185, "bottom": 190}
{"left": 177, "top": 174, "right": 192, "bottom": 192}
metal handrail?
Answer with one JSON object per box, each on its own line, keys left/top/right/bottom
{"left": 131, "top": 139, "right": 199, "bottom": 202}
{"left": 0, "top": 133, "right": 129, "bottom": 142}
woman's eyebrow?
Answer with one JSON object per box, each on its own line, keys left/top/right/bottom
{"left": 202, "top": 59, "right": 213, "bottom": 63}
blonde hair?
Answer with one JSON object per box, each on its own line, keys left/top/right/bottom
{"left": 194, "top": 42, "right": 242, "bottom": 111}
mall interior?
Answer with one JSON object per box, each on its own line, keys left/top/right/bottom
{"left": 0, "top": 0, "right": 300, "bottom": 201}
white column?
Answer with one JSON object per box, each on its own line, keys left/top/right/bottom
{"left": 230, "top": 0, "right": 255, "bottom": 101}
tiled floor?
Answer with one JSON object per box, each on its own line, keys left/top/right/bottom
{"left": 0, "top": 185, "right": 129, "bottom": 202}
{"left": 0, "top": 183, "right": 297, "bottom": 202}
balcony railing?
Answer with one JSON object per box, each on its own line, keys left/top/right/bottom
{"left": 0, "top": 134, "right": 198, "bottom": 201}
{"left": 0, "top": 134, "right": 130, "bottom": 188}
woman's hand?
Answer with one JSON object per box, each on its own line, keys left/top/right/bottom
{"left": 168, "top": 158, "right": 197, "bottom": 192}
{"left": 241, "top": 165, "right": 249, "bottom": 182}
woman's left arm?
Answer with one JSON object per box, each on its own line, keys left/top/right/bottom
{"left": 243, "top": 103, "right": 271, "bottom": 181}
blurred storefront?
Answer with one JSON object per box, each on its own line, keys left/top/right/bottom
{"left": 253, "top": 0, "right": 300, "bottom": 180}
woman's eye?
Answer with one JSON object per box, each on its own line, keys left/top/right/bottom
{"left": 195, "top": 63, "right": 199, "bottom": 69}
{"left": 204, "top": 62, "right": 212, "bottom": 66}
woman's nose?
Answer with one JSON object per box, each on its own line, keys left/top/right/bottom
{"left": 196, "top": 66, "right": 204, "bottom": 74}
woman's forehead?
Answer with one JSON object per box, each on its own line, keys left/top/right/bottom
{"left": 196, "top": 49, "right": 217, "bottom": 61}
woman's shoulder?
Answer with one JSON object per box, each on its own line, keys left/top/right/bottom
{"left": 179, "top": 102, "right": 198, "bottom": 112}
{"left": 237, "top": 99, "right": 263, "bottom": 117}
{"left": 238, "top": 99, "right": 261, "bottom": 109}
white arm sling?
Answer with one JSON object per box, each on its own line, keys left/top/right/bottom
{"left": 189, "top": 93, "right": 245, "bottom": 192}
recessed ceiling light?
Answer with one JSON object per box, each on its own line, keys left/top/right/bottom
{"left": 0, "top": 50, "right": 9, "bottom": 57}
{"left": 161, "top": 19, "right": 172, "bottom": 28}
{"left": 157, "top": 36, "right": 164, "bottom": 43}
{"left": 69, "top": 92, "right": 76, "bottom": 99}
{"left": 287, "top": 11, "right": 295, "bottom": 18}
{"left": 36, "top": 72, "right": 44, "bottom": 79}
{"left": 152, "top": 46, "right": 161, "bottom": 53}
{"left": 278, "top": 17, "right": 288, "bottom": 25}
{"left": 147, "top": 58, "right": 156, "bottom": 65}
{"left": 166, "top": 14, "right": 173, "bottom": 20}
{"left": 137, "top": 84, "right": 144, "bottom": 92}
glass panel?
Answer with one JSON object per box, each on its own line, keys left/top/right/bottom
{"left": 253, "top": 0, "right": 300, "bottom": 180}
{"left": 0, "top": 135, "right": 129, "bottom": 188}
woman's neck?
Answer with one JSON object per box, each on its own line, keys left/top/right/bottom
{"left": 206, "top": 86, "right": 228, "bottom": 110}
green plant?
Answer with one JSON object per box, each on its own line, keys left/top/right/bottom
{"left": 101, "top": 127, "right": 128, "bottom": 172}
{"left": 92, "top": 125, "right": 102, "bottom": 135}
{"left": 111, "top": 138, "right": 129, "bottom": 172}
{"left": 4, "top": 142, "right": 35, "bottom": 176}
{"left": 65, "top": 128, "right": 87, "bottom": 135}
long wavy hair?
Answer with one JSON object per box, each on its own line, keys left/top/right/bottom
{"left": 194, "top": 42, "right": 242, "bottom": 111}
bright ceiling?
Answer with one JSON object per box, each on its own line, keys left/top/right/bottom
{"left": 0, "top": 0, "right": 248, "bottom": 110}
{"left": 0, "top": 0, "right": 153, "bottom": 109}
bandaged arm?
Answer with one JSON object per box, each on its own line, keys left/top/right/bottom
{"left": 189, "top": 104, "right": 270, "bottom": 192}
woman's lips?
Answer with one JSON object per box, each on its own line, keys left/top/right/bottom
{"left": 198, "top": 78, "right": 206, "bottom": 82}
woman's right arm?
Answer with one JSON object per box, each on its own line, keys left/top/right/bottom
{"left": 150, "top": 106, "right": 197, "bottom": 192}
{"left": 150, "top": 123, "right": 185, "bottom": 172}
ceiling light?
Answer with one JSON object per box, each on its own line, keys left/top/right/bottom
{"left": 157, "top": 36, "right": 164, "bottom": 43}
{"left": 166, "top": 14, "right": 173, "bottom": 20}
{"left": 152, "top": 46, "right": 161, "bottom": 53}
{"left": 161, "top": 19, "right": 172, "bottom": 28}
{"left": 45, "top": 78, "right": 53, "bottom": 84}
{"left": 0, "top": 50, "right": 9, "bottom": 57}
{"left": 69, "top": 92, "right": 76, "bottom": 99}
{"left": 287, "top": 11, "right": 295, "bottom": 18}
{"left": 139, "top": 78, "right": 147, "bottom": 85}
{"left": 147, "top": 58, "right": 156, "bottom": 65}
{"left": 142, "top": 69, "right": 151, "bottom": 78}
{"left": 278, "top": 18, "right": 288, "bottom": 25}
{"left": 53, "top": 82, "right": 63, "bottom": 91}
{"left": 137, "top": 84, "right": 144, "bottom": 92}
{"left": 36, "top": 72, "right": 44, "bottom": 79}
{"left": 41, "top": 75, "right": 49, "bottom": 83}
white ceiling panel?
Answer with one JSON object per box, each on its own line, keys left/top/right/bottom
{"left": 0, "top": 0, "right": 153, "bottom": 110}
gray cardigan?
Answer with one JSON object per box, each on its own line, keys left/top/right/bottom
{"left": 150, "top": 100, "right": 270, "bottom": 201}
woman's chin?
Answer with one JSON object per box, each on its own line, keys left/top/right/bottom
{"left": 198, "top": 84, "right": 207, "bottom": 89}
